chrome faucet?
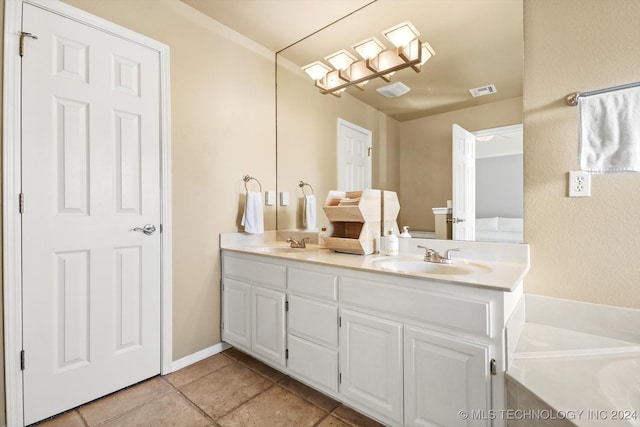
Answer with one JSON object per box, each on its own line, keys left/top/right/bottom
{"left": 287, "top": 237, "right": 308, "bottom": 248}
{"left": 417, "top": 246, "right": 460, "bottom": 264}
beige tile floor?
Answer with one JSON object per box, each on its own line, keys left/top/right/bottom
{"left": 34, "top": 348, "right": 385, "bottom": 427}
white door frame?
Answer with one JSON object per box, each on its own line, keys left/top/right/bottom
{"left": 3, "top": 1, "right": 173, "bottom": 425}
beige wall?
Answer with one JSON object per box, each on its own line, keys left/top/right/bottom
{"left": 61, "top": 0, "right": 277, "bottom": 359}
{"left": 523, "top": 0, "right": 640, "bottom": 309}
{"left": 398, "top": 97, "right": 523, "bottom": 231}
{"left": 276, "top": 59, "right": 399, "bottom": 230}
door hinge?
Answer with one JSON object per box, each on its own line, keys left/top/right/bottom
{"left": 19, "top": 32, "right": 38, "bottom": 57}
{"left": 339, "top": 316, "right": 341, "bottom": 327}
{"left": 490, "top": 358, "right": 497, "bottom": 376}
{"left": 285, "top": 300, "right": 289, "bottom": 312}
{"left": 20, "top": 350, "right": 25, "bottom": 371}
{"left": 159, "top": 224, "right": 163, "bottom": 234}
{"left": 367, "top": 147, "right": 372, "bottom": 157}
{"left": 339, "top": 372, "right": 342, "bottom": 384}
{"left": 19, "top": 193, "right": 25, "bottom": 214}
{"left": 285, "top": 349, "right": 288, "bottom": 360}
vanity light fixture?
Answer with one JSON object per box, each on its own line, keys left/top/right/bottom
{"left": 301, "top": 61, "right": 332, "bottom": 81}
{"left": 382, "top": 21, "right": 420, "bottom": 48}
{"left": 325, "top": 49, "right": 356, "bottom": 71}
{"left": 352, "top": 37, "right": 385, "bottom": 60}
{"left": 301, "top": 20, "right": 435, "bottom": 96}
{"left": 421, "top": 42, "right": 436, "bottom": 65}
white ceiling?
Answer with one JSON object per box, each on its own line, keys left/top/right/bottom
{"left": 180, "top": 0, "right": 374, "bottom": 52}
{"left": 180, "top": 0, "right": 523, "bottom": 121}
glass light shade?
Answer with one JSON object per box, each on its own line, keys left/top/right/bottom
{"left": 383, "top": 21, "right": 420, "bottom": 48}
{"left": 301, "top": 61, "right": 331, "bottom": 80}
{"left": 325, "top": 49, "right": 356, "bottom": 71}
{"left": 352, "top": 37, "right": 385, "bottom": 60}
{"left": 420, "top": 42, "right": 436, "bottom": 65}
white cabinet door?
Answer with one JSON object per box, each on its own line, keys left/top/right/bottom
{"left": 287, "top": 334, "right": 339, "bottom": 393}
{"left": 340, "top": 309, "right": 403, "bottom": 425}
{"left": 287, "top": 295, "right": 339, "bottom": 393}
{"left": 404, "top": 326, "right": 491, "bottom": 427}
{"left": 288, "top": 295, "right": 338, "bottom": 347}
{"left": 222, "top": 278, "right": 251, "bottom": 349}
{"left": 252, "top": 286, "right": 286, "bottom": 366}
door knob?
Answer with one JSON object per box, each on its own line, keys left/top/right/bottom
{"left": 132, "top": 224, "right": 156, "bottom": 235}
{"left": 446, "top": 218, "right": 466, "bottom": 224}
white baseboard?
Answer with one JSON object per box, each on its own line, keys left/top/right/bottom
{"left": 170, "top": 341, "right": 232, "bottom": 372}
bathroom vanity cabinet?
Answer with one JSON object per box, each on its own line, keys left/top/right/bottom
{"left": 221, "top": 249, "right": 522, "bottom": 427}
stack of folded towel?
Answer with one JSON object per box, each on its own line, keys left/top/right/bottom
{"left": 338, "top": 197, "right": 360, "bottom": 206}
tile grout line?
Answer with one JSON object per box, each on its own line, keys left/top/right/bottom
{"left": 164, "top": 356, "right": 279, "bottom": 425}
{"left": 159, "top": 375, "right": 221, "bottom": 426}
{"left": 76, "top": 376, "right": 176, "bottom": 427}
{"left": 75, "top": 409, "right": 90, "bottom": 427}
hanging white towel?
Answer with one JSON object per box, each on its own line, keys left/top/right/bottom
{"left": 241, "top": 191, "right": 264, "bottom": 234}
{"left": 579, "top": 86, "right": 640, "bottom": 173}
{"left": 302, "top": 194, "right": 317, "bottom": 230}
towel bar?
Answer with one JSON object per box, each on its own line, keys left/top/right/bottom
{"left": 298, "top": 181, "right": 315, "bottom": 196}
{"left": 566, "top": 81, "right": 640, "bottom": 106}
{"left": 243, "top": 175, "right": 262, "bottom": 192}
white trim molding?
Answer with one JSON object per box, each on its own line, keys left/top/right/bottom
{"left": 171, "top": 342, "right": 232, "bottom": 373}
{"left": 3, "top": 1, "right": 173, "bottom": 425}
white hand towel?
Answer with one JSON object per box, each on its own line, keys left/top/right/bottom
{"left": 303, "top": 194, "right": 316, "bottom": 230}
{"left": 241, "top": 191, "right": 264, "bottom": 234}
{"left": 579, "top": 86, "right": 640, "bottom": 173}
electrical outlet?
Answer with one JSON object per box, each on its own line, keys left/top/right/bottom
{"left": 568, "top": 171, "right": 591, "bottom": 197}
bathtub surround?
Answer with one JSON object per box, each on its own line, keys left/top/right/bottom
{"left": 506, "top": 295, "right": 640, "bottom": 427}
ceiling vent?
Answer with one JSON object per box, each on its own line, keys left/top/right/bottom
{"left": 469, "top": 84, "right": 497, "bottom": 98}
{"left": 376, "top": 82, "right": 411, "bottom": 98}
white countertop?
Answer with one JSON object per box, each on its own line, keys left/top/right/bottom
{"left": 220, "top": 233, "right": 529, "bottom": 292}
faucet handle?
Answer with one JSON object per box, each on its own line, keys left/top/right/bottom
{"left": 417, "top": 245, "right": 435, "bottom": 255}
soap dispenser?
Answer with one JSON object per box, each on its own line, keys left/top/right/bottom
{"left": 400, "top": 226, "right": 412, "bottom": 238}
{"left": 386, "top": 230, "right": 399, "bottom": 256}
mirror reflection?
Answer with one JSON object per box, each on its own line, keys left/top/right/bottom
{"left": 276, "top": 0, "right": 524, "bottom": 243}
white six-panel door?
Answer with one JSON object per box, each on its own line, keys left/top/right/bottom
{"left": 21, "top": 3, "right": 162, "bottom": 423}
{"left": 452, "top": 124, "right": 477, "bottom": 241}
{"left": 337, "top": 118, "right": 372, "bottom": 191}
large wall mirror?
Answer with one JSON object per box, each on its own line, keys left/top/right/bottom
{"left": 276, "top": 0, "right": 524, "bottom": 243}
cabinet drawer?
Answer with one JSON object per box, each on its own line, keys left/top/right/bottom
{"left": 223, "top": 255, "right": 286, "bottom": 289}
{"left": 287, "top": 334, "right": 338, "bottom": 393}
{"left": 288, "top": 295, "right": 338, "bottom": 347}
{"left": 288, "top": 267, "right": 337, "bottom": 301}
{"left": 341, "top": 276, "right": 491, "bottom": 337}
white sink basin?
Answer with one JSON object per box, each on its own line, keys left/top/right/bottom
{"left": 376, "top": 259, "right": 491, "bottom": 276}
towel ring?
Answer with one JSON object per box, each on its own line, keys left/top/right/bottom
{"left": 243, "top": 175, "right": 262, "bottom": 192}
{"left": 298, "top": 181, "right": 314, "bottom": 196}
